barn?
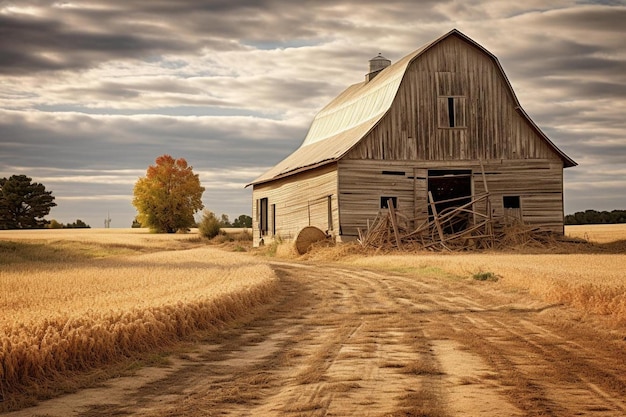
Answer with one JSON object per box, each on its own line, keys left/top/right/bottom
{"left": 249, "top": 29, "right": 576, "bottom": 248}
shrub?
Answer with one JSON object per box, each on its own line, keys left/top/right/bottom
{"left": 198, "top": 210, "right": 221, "bottom": 239}
{"left": 47, "top": 219, "right": 63, "bottom": 229}
{"left": 233, "top": 229, "right": 252, "bottom": 242}
{"left": 472, "top": 271, "right": 499, "bottom": 282}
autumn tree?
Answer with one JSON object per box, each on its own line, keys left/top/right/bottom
{"left": 132, "top": 155, "right": 205, "bottom": 233}
{"left": 0, "top": 174, "right": 56, "bottom": 229}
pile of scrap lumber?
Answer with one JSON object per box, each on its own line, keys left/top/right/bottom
{"left": 357, "top": 192, "right": 492, "bottom": 251}
{"left": 357, "top": 192, "right": 554, "bottom": 252}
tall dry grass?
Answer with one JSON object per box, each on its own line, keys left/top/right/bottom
{"left": 0, "top": 230, "right": 278, "bottom": 408}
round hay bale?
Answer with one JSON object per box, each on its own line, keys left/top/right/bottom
{"left": 295, "top": 226, "right": 327, "bottom": 255}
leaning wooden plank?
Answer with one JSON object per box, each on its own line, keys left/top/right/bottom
{"left": 388, "top": 199, "right": 404, "bottom": 250}
{"left": 428, "top": 191, "right": 447, "bottom": 250}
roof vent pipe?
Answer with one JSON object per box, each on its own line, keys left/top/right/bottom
{"left": 366, "top": 53, "right": 391, "bottom": 82}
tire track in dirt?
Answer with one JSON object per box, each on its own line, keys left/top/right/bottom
{"left": 6, "top": 261, "right": 626, "bottom": 416}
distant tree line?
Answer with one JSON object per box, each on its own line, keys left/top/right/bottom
{"left": 217, "top": 214, "right": 253, "bottom": 228}
{"left": 47, "top": 219, "right": 91, "bottom": 229}
{"left": 565, "top": 210, "right": 626, "bottom": 225}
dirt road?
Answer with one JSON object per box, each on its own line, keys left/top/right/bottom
{"left": 8, "top": 261, "right": 626, "bottom": 416}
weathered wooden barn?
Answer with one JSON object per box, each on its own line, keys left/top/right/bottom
{"left": 249, "top": 29, "right": 576, "bottom": 247}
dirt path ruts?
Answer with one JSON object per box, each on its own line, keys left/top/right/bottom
{"left": 7, "top": 261, "right": 626, "bottom": 416}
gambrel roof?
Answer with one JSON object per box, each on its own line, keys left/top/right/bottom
{"left": 251, "top": 29, "right": 576, "bottom": 186}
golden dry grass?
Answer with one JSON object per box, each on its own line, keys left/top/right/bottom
{"left": 302, "top": 224, "right": 626, "bottom": 324}
{"left": 565, "top": 223, "right": 626, "bottom": 244}
{"left": 0, "top": 229, "right": 277, "bottom": 407}
{"left": 350, "top": 253, "right": 626, "bottom": 320}
{"left": 0, "top": 227, "right": 203, "bottom": 249}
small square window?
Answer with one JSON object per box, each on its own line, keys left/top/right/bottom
{"left": 380, "top": 196, "right": 397, "bottom": 209}
{"left": 503, "top": 196, "right": 520, "bottom": 209}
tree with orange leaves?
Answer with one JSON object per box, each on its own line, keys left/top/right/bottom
{"left": 132, "top": 155, "right": 205, "bottom": 233}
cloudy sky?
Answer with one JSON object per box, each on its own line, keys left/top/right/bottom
{"left": 1, "top": 0, "right": 624, "bottom": 228}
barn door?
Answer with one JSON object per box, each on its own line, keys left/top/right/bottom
{"left": 428, "top": 170, "right": 472, "bottom": 234}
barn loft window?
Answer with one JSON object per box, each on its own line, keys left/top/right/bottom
{"left": 438, "top": 96, "right": 466, "bottom": 128}
{"left": 380, "top": 196, "right": 398, "bottom": 209}
{"left": 448, "top": 97, "right": 455, "bottom": 127}
{"left": 436, "top": 72, "right": 466, "bottom": 128}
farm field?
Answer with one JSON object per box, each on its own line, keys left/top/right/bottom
{"left": 565, "top": 223, "right": 626, "bottom": 243}
{"left": 1, "top": 226, "right": 626, "bottom": 416}
{"left": 0, "top": 229, "right": 278, "bottom": 411}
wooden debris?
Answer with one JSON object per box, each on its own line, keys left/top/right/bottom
{"left": 357, "top": 192, "right": 555, "bottom": 252}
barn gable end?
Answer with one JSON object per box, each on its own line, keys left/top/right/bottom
{"left": 345, "top": 35, "right": 561, "bottom": 163}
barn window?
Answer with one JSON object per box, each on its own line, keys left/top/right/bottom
{"left": 259, "top": 197, "right": 268, "bottom": 236}
{"left": 438, "top": 97, "right": 466, "bottom": 128}
{"left": 382, "top": 170, "right": 405, "bottom": 176}
{"left": 503, "top": 196, "right": 521, "bottom": 209}
{"left": 380, "top": 196, "right": 398, "bottom": 209}
{"left": 503, "top": 196, "right": 523, "bottom": 224}
{"left": 271, "top": 203, "right": 276, "bottom": 235}
{"left": 327, "top": 195, "right": 333, "bottom": 231}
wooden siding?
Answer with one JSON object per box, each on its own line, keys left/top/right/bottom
{"left": 338, "top": 159, "right": 564, "bottom": 237}
{"left": 345, "top": 36, "right": 559, "bottom": 163}
{"left": 252, "top": 164, "right": 338, "bottom": 247}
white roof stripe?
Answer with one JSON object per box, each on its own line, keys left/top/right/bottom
{"left": 302, "top": 74, "right": 403, "bottom": 146}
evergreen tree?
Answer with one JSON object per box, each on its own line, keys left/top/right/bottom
{"left": 0, "top": 175, "right": 56, "bottom": 229}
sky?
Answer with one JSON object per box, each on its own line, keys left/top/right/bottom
{"left": 1, "top": 1, "right": 625, "bottom": 228}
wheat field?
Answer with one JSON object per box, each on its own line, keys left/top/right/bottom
{"left": 565, "top": 223, "right": 626, "bottom": 244}
{"left": 0, "top": 229, "right": 278, "bottom": 408}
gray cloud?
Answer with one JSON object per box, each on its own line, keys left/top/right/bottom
{"left": 0, "top": 110, "right": 303, "bottom": 170}
{"left": 0, "top": 12, "right": 195, "bottom": 73}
